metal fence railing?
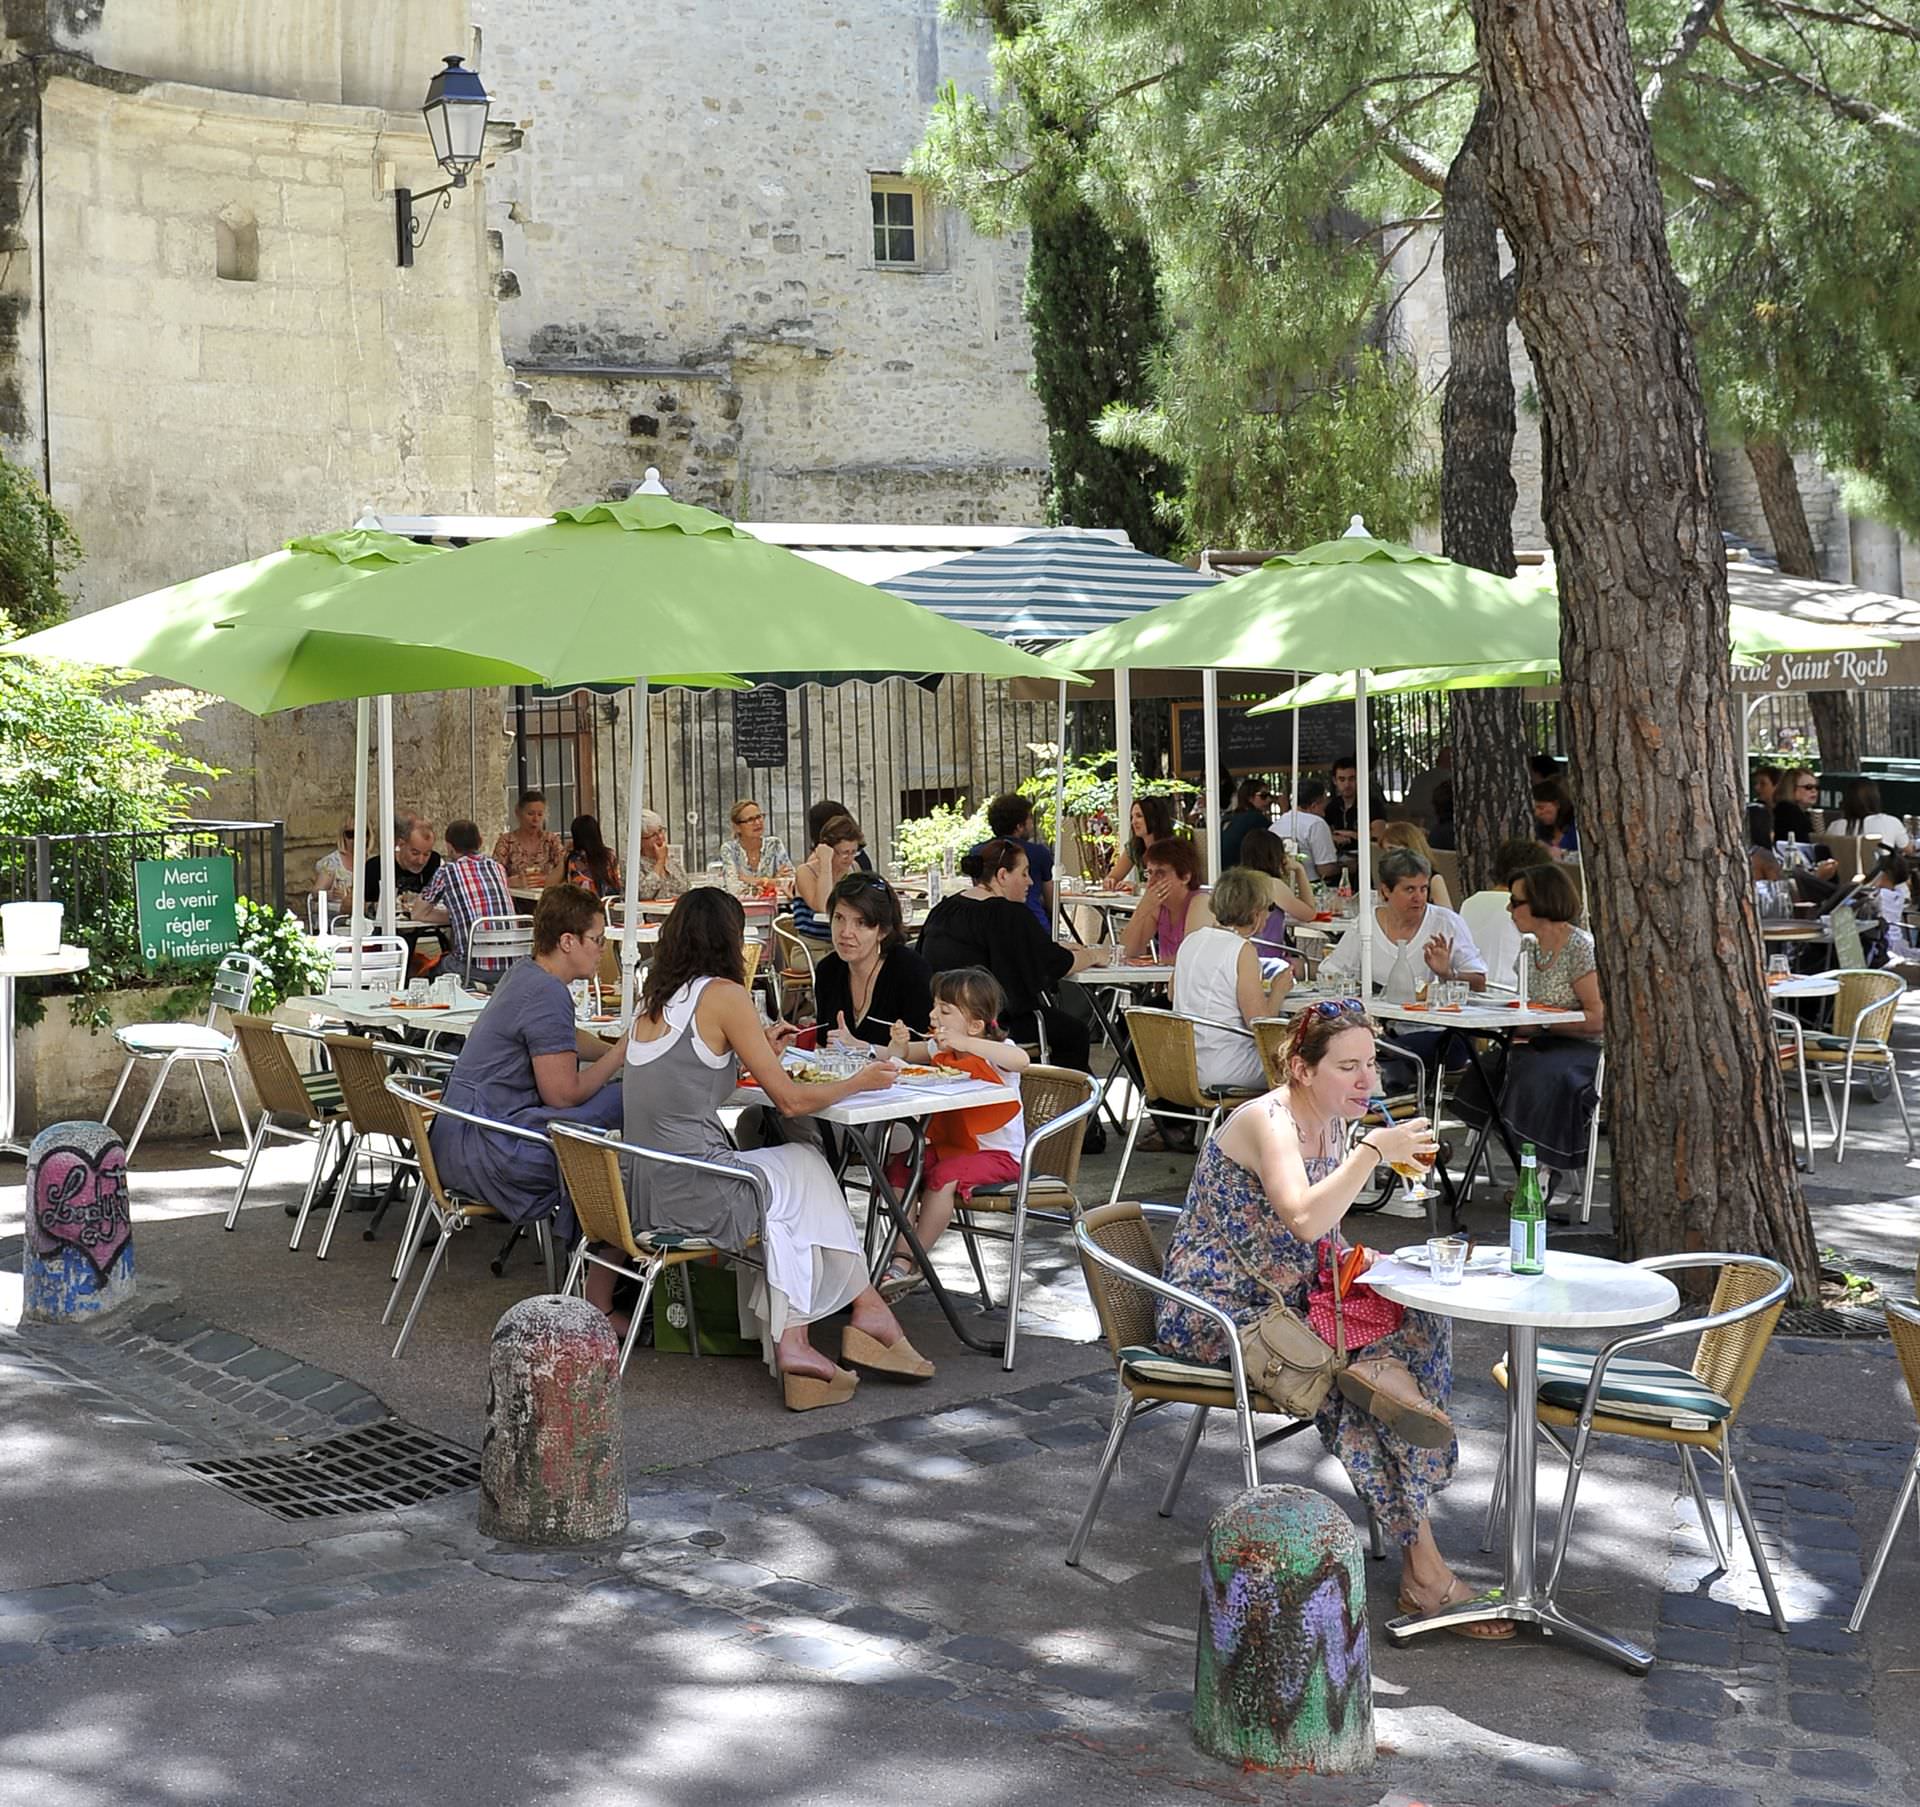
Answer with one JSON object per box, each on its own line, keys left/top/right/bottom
{"left": 0, "top": 822, "right": 285, "bottom": 960}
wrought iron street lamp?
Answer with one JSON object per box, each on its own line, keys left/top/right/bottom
{"left": 395, "top": 55, "right": 492, "bottom": 267}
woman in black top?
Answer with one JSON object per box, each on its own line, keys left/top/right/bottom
{"left": 918, "top": 839, "right": 1105, "bottom": 1071}
{"left": 814, "top": 874, "right": 933, "bottom": 1052}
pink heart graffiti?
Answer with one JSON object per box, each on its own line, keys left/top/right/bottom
{"left": 29, "top": 1142, "right": 131, "bottom": 1279}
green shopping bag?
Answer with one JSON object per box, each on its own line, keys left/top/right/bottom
{"left": 651, "top": 1253, "right": 757, "bottom": 1358}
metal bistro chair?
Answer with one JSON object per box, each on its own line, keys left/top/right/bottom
{"left": 550, "top": 1121, "right": 769, "bottom": 1377}
{"left": 1775, "top": 968, "right": 1911, "bottom": 1164}
{"left": 306, "top": 1034, "right": 453, "bottom": 1261}
{"left": 381, "top": 1075, "right": 557, "bottom": 1359}
{"left": 324, "top": 935, "right": 408, "bottom": 995}
{"left": 105, "top": 951, "right": 265, "bottom": 1156}
{"left": 770, "top": 914, "right": 817, "bottom": 1019}
{"left": 462, "top": 913, "right": 534, "bottom": 987}
{"left": 1848, "top": 1296, "right": 1920, "bottom": 1633}
{"left": 222, "top": 1016, "right": 351, "bottom": 1234}
{"left": 1068, "top": 1202, "right": 1383, "bottom": 1568}
{"left": 1484, "top": 1253, "right": 1793, "bottom": 1631}
{"left": 1107, "top": 1008, "right": 1266, "bottom": 1207}
{"left": 947, "top": 1065, "right": 1100, "bottom": 1371}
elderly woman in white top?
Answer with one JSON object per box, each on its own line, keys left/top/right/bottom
{"left": 632, "top": 809, "right": 689, "bottom": 901}
{"left": 1319, "top": 847, "right": 1487, "bottom": 1001}
{"left": 1171, "top": 868, "right": 1295, "bottom": 1091}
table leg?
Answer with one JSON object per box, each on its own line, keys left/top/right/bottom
{"left": 1385, "top": 1323, "right": 1654, "bottom": 1670}
{"left": 845, "top": 1122, "right": 1004, "bottom": 1358}
{"left": 0, "top": 973, "right": 22, "bottom": 1158}
{"left": 1079, "top": 985, "right": 1136, "bottom": 1140}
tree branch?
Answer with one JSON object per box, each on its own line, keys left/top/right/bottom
{"left": 1642, "top": 0, "right": 1721, "bottom": 118}
{"left": 1363, "top": 103, "right": 1450, "bottom": 193}
{"left": 1709, "top": 18, "right": 1920, "bottom": 139}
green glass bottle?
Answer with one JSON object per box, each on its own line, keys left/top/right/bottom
{"left": 1510, "top": 1144, "right": 1546, "bottom": 1275}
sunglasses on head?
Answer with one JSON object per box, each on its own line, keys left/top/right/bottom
{"left": 1305, "top": 997, "right": 1369, "bottom": 1020}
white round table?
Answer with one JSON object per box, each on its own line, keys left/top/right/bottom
{"left": 0, "top": 944, "right": 90, "bottom": 1157}
{"left": 1368, "top": 1247, "right": 1680, "bottom": 1670}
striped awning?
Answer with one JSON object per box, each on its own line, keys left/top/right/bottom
{"left": 878, "top": 529, "right": 1214, "bottom": 644}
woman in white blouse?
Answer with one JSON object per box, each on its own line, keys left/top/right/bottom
{"left": 1171, "top": 869, "right": 1295, "bottom": 1090}
{"left": 1318, "top": 848, "right": 1487, "bottom": 1001}
{"left": 1831, "top": 779, "right": 1908, "bottom": 850}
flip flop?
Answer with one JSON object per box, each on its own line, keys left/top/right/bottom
{"left": 1396, "top": 1578, "right": 1518, "bottom": 1641}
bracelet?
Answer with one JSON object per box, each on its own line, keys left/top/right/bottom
{"left": 1355, "top": 1135, "right": 1384, "bottom": 1168}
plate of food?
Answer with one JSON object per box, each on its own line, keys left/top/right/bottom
{"left": 783, "top": 1061, "right": 840, "bottom": 1085}
{"left": 1390, "top": 1244, "right": 1510, "bottom": 1274}
{"left": 895, "top": 1063, "right": 972, "bottom": 1086}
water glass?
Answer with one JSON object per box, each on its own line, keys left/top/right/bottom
{"left": 431, "top": 974, "right": 458, "bottom": 1005}
{"left": 1427, "top": 1236, "right": 1469, "bottom": 1286}
{"left": 407, "top": 977, "right": 428, "bottom": 1003}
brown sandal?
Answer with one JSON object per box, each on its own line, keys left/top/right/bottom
{"left": 1396, "top": 1576, "right": 1518, "bottom": 1641}
{"left": 841, "top": 1325, "right": 935, "bottom": 1381}
{"left": 1337, "top": 1357, "right": 1455, "bottom": 1450}
{"left": 781, "top": 1364, "right": 858, "bottom": 1411}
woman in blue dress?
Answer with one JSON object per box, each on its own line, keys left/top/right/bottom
{"left": 1156, "top": 998, "right": 1513, "bottom": 1637}
{"left": 430, "top": 884, "right": 625, "bottom": 1240}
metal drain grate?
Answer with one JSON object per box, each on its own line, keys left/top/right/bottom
{"left": 1779, "top": 1304, "right": 1889, "bottom": 1340}
{"left": 177, "top": 1419, "right": 480, "bottom": 1520}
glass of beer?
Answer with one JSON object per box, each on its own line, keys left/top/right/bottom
{"left": 1387, "top": 1134, "right": 1439, "bottom": 1204}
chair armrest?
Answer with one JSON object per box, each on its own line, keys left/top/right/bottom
{"left": 1014, "top": 1081, "right": 1100, "bottom": 1191}
{"left": 384, "top": 1073, "right": 552, "bottom": 1147}
{"left": 1181, "top": 1013, "right": 1255, "bottom": 1041}
{"left": 1564, "top": 1254, "right": 1792, "bottom": 1429}
{"left": 548, "top": 1121, "right": 774, "bottom": 1240}
{"left": 1072, "top": 1217, "right": 1260, "bottom": 1416}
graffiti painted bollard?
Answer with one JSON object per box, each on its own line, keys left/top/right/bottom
{"left": 1193, "top": 1484, "right": 1374, "bottom": 1774}
{"left": 22, "top": 1122, "right": 134, "bottom": 1324}
{"left": 479, "top": 1295, "right": 626, "bottom": 1546}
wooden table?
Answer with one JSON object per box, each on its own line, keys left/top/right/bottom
{"left": 1370, "top": 1248, "right": 1679, "bottom": 1669}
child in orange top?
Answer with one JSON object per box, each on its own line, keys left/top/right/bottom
{"left": 878, "top": 967, "right": 1029, "bottom": 1298}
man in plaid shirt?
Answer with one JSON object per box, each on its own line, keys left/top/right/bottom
{"left": 409, "top": 819, "right": 516, "bottom": 982}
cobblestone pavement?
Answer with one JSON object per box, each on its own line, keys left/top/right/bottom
{"left": 1, "top": 1295, "right": 1913, "bottom": 1806}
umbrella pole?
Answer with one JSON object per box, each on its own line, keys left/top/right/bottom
{"left": 620, "top": 677, "right": 650, "bottom": 1020}
{"left": 1052, "top": 678, "right": 1068, "bottom": 939}
{"left": 377, "top": 695, "right": 396, "bottom": 944}
{"left": 1114, "top": 667, "right": 1133, "bottom": 884}
{"left": 1290, "top": 670, "right": 1300, "bottom": 809}
{"left": 1355, "top": 670, "right": 1373, "bottom": 999}
{"left": 350, "top": 697, "right": 369, "bottom": 988}
{"left": 1202, "top": 666, "right": 1222, "bottom": 886}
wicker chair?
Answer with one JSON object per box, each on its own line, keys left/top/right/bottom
{"left": 1849, "top": 1296, "right": 1920, "bottom": 1632}
{"left": 105, "top": 951, "right": 264, "bottom": 1156}
{"left": 309, "top": 1034, "right": 451, "bottom": 1262}
{"left": 380, "top": 1076, "right": 556, "bottom": 1359}
{"left": 222, "top": 1016, "right": 351, "bottom": 1236}
{"left": 550, "top": 1121, "right": 769, "bottom": 1376}
{"left": 1485, "top": 1253, "right": 1793, "bottom": 1631}
{"left": 1775, "top": 969, "right": 1910, "bottom": 1163}
{"left": 1067, "top": 1201, "right": 1314, "bottom": 1566}
{"left": 1106, "top": 1009, "right": 1265, "bottom": 1207}
{"left": 945, "top": 1066, "right": 1099, "bottom": 1371}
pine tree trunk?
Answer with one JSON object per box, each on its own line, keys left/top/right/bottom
{"left": 1469, "top": 0, "right": 1820, "bottom": 1294}
{"left": 1439, "top": 95, "right": 1533, "bottom": 895}
{"left": 1744, "top": 436, "right": 1861, "bottom": 770}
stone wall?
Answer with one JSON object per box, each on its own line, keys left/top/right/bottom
{"left": 10, "top": 36, "right": 534, "bottom": 886}
{"left": 469, "top": 0, "right": 1047, "bottom": 522}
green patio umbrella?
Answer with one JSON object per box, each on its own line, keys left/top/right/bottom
{"left": 0, "top": 529, "right": 545, "bottom": 713}
{"left": 308, "top": 494, "right": 1087, "bottom": 1007}
{"left": 1052, "top": 522, "right": 1560, "bottom": 991}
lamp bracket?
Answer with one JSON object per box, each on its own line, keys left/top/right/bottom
{"left": 395, "top": 177, "right": 465, "bottom": 268}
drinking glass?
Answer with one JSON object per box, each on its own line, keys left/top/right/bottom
{"left": 432, "top": 974, "right": 458, "bottom": 1005}
{"left": 407, "top": 977, "right": 428, "bottom": 1003}
{"left": 1427, "top": 1236, "right": 1469, "bottom": 1285}
{"left": 1767, "top": 954, "right": 1791, "bottom": 985}
{"left": 1381, "top": 1123, "right": 1438, "bottom": 1203}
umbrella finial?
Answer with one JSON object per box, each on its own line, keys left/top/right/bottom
{"left": 637, "top": 468, "right": 670, "bottom": 496}
{"left": 1343, "top": 514, "right": 1369, "bottom": 538}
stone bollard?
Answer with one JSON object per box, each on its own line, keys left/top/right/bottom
{"left": 479, "top": 1294, "right": 626, "bottom": 1546}
{"left": 1192, "top": 1483, "right": 1374, "bottom": 1774}
{"left": 22, "top": 1121, "right": 134, "bottom": 1325}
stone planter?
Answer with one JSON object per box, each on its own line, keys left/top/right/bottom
{"left": 14, "top": 986, "right": 271, "bottom": 1146}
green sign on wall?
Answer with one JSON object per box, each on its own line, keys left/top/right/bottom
{"left": 134, "top": 857, "right": 238, "bottom": 967}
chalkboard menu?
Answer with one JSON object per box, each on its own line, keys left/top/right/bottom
{"left": 733, "top": 687, "right": 789, "bottom": 768}
{"left": 1172, "top": 700, "right": 1351, "bottom": 777}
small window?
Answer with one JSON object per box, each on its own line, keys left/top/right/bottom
{"left": 216, "top": 204, "right": 258, "bottom": 283}
{"left": 870, "top": 179, "right": 921, "bottom": 268}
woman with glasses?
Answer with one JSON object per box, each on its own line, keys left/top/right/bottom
{"left": 791, "top": 812, "right": 869, "bottom": 940}
{"left": 815, "top": 874, "right": 932, "bottom": 1054}
{"left": 428, "top": 883, "right": 626, "bottom": 1240}
{"left": 1155, "top": 999, "right": 1510, "bottom": 1636}
{"left": 720, "top": 798, "right": 794, "bottom": 893}
{"left": 1319, "top": 847, "right": 1486, "bottom": 1002}
{"left": 1219, "top": 777, "right": 1275, "bottom": 869}
{"left": 1454, "top": 862, "right": 1604, "bottom": 1205}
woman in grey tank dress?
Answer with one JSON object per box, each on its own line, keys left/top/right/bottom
{"left": 614, "top": 890, "right": 935, "bottom": 1410}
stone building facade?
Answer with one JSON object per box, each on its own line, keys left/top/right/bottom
{"left": 469, "top": 0, "right": 1046, "bottom": 523}
{"left": 0, "top": 1, "right": 552, "bottom": 872}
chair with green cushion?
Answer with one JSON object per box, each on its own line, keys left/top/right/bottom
{"left": 1484, "top": 1252, "right": 1793, "bottom": 1631}
{"left": 1068, "top": 1201, "right": 1383, "bottom": 1568}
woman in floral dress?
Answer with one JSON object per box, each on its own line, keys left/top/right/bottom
{"left": 1156, "top": 998, "right": 1513, "bottom": 1637}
